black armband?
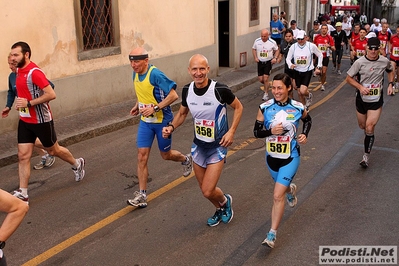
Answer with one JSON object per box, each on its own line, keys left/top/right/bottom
{"left": 301, "top": 114, "right": 312, "bottom": 137}
{"left": 253, "top": 120, "right": 272, "bottom": 138}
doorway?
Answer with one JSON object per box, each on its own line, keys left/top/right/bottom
{"left": 218, "top": 0, "right": 229, "bottom": 67}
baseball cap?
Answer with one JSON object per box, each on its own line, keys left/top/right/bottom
{"left": 313, "top": 20, "right": 320, "bottom": 25}
{"left": 366, "top": 31, "right": 377, "bottom": 38}
{"left": 367, "top": 37, "right": 380, "bottom": 49}
{"left": 296, "top": 30, "right": 306, "bottom": 39}
{"left": 335, "top": 22, "right": 342, "bottom": 27}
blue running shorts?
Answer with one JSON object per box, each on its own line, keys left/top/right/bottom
{"left": 266, "top": 155, "right": 300, "bottom": 187}
{"left": 136, "top": 120, "right": 172, "bottom": 152}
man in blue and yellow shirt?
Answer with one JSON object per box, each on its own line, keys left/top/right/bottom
{"left": 126, "top": 47, "right": 192, "bottom": 208}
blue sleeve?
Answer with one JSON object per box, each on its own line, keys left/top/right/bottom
{"left": 149, "top": 68, "right": 177, "bottom": 93}
{"left": 6, "top": 73, "right": 16, "bottom": 108}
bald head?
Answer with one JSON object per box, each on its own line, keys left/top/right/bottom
{"left": 129, "top": 47, "right": 149, "bottom": 74}
{"left": 188, "top": 54, "right": 210, "bottom": 88}
{"left": 130, "top": 47, "right": 148, "bottom": 56}
{"left": 189, "top": 54, "right": 209, "bottom": 67}
{"left": 261, "top": 29, "right": 269, "bottom": 42}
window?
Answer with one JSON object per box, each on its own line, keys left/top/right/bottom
{"left": 74, "top": 0, "right": 121, "bottom": 61}
{"left": 250, "top": 0, "right": 259, "bottom": 26}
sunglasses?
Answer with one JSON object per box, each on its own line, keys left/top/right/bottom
{"left": 297, "top": 38, "right": 304, "bottom": 40}
{"left": 368, "top": 47, "right": 380, "bottom": 51}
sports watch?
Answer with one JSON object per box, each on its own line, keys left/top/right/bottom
{"left": 153, "top": 105, "right": 160, "bottom": 112}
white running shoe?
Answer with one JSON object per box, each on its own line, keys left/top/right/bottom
{"left": 286, "top": 183, "right": 297, "bottom": 207}
{"left": 73, "top": 158, "right": 85, "bottom": 181}
{"left": 359, "top": 154, "right": 369, "bottom": 168}
{"left": 127, "top": 191, "right": 148, "bottom": 208}
{"left": 12, "top": 189, "right": 29, "bottom": 204}
{"left": 321, "top": 85, "right": 325, "bottom": 91}
{"left": 182, "top": 154, "right": 193, "bottom": 177}
{"left": 305, "top": 93, "right": 313, "bottom": 107}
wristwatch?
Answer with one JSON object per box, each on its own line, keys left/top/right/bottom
{"left": 316, "top": 66, "right": 321, "bottom": 70}
{"left": 0, "top": 241, "right": 5, "bottom": 249}
{"left": 153, "top": 105, "right": 160, "bottom": 112}
{"left": 27, "top": 101, "right": 32, "bottom": 108}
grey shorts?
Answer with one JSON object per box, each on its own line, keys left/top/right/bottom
{"left": 191, "top": 143, "right": 227, "bottom": 168}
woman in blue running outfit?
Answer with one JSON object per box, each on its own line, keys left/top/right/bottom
{"left": 253, "top": 73, "right": 312, "bottom": 248}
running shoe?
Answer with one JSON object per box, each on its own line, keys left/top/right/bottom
{"left": 262, "top": 231, "right": 276, "bottom": 248}
{"left": 262, "top": 92, "right": 269, "bottom": 101}
{"left": 221, "top": 194, "right": 233, "bottom": 224}
{"left": 73, "top": 158, "right": 85, "bottom": 182}
{"left": 331, "top": 66, "right": 336, "bottom": 72}
{"left": 207, "top": 209, "right": 223, "bottom": 227}
{"left": 45, "top": 155, "right": 55, "bottom": 167}
{"left": 286, "top": 183, "right": 297, "bottom": 208}
{"left": 305, "top": 93, "right": 313, "bottom": 107}
{"left": 337, "top": 70, "right": 342, "bottom": 75}
{"left": 359, "top": 154, "right": 369, "bottom": 168}
{"left": 320, "top": 85, "right": 325, "bottom": 91}
{"left": 182, "top": 154, "right": 193, "bottom": 177}
{"left": 33, "top": 158, "right": 46, "bottom": 170}
{"left": 127, "top": 191, "right": 148, "bottom": 208}
{"left": 12, "top": 189, "right": 29, "bottom": 204}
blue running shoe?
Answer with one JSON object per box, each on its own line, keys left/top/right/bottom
{"left": 207, "top": 209, "right": 223, "bottom": 227}
{"left": 262, "top": 231, "right": 276, "bottom": 248}
{"left": 286, "top": 183, "right": 297, "bottom": 208}
{"left": 221, "top": 194, "right": 233, "bottom": 224}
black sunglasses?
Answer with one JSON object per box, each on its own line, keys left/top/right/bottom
{"left": 297, "top": 38, "right": 304, "bottom": 40}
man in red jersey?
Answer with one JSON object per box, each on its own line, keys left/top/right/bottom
{"left": 377, "top": 23, "right": 391, "bottom": 57}
{"left": 349, "top": 23, "right": 361, "bottom": 61}
{"left": 390, "top": 25, "right": 399, "bottom": 93}
{"left": 351, "top": 28, "right": 368, "bottom": 62}
{"left": 314, "top": 25, "right": 335, "bottom": 91}
{"left": 9, "top": 42, "right": 86, "bottom": 204}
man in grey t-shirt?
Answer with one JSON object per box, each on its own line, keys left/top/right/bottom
{"left": 346, "top": 37, "right": 395, "bottom": 168}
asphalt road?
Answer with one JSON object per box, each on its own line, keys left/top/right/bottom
{"left": 1, "top": 56, "right": 398, "bottom": 266}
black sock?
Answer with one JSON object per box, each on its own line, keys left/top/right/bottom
{"left": 364, "top": 134, "right": 374, "bottom": 153}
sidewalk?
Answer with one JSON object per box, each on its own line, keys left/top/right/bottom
{"left": 0, "top": 61, "right": 284, "bottom": 168}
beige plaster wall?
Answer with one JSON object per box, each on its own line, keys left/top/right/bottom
{"left": 0, "top": 0, "right": 216, "bottom": 134}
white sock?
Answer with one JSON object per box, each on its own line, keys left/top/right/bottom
{"left": 270, "top": 229, "right": 277, "bottom": 235}
{"left": 72, "top": 159, "right": 80, "bottom": 169}
{"left": 20, "top": 188, "right": 28, "bottom": 197}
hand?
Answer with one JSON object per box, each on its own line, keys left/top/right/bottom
{"left": 359, "top": 85, "right": 370, "bottom": 95}
{"left": 387, "top": 84, "right": 394, "bottom": 96}
{"left": 219, "top": 131, "right": 234, "bottom": 147}
{"left": 314, "top": 68, "right": 321, "bottom": 75}
{"left": 297, "top": 133, "right": 307, "bottom": 144}
{"left": 139, "top": 106, "right": 155, "bottom": 117}
{"left": 15, "top": 97, "right": 28, "bottom": 109}
{"left": 162, "top": 126, "right": 173, "bottom": 139}
{"left": 129, "top": 106, "right": 139, "bottom": 116}
{"left": 291, "top": 64, "right": 296, "bottom": 69}
{"left": 271, "top": 122, "right": 284, "bottom": 135}
{"left": 1, "top": 107, "right": 10, "bottom": 118}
